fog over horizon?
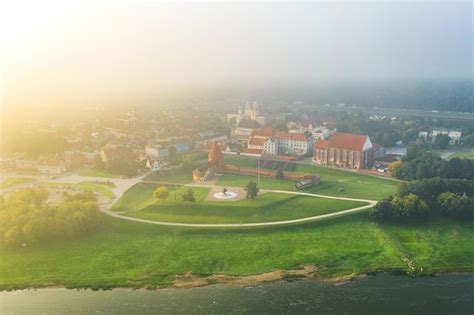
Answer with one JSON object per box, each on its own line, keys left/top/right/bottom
{"left": 1, "top": 1, "right": 472, "bottom": 108}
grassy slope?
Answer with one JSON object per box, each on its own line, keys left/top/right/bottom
{"left": 118, "top": 186, "right": 366, "bottom": 224}
{"left": 0, "top": 177, "right": 35, "bottom": 189}
{"left": 0, "top": 213, "right": 407, "bottom": 290}
{"left": 221, "top": 157, "right": 399, "bottom": 200}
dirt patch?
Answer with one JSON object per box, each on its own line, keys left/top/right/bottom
{"left": 172, "top": 265, "right": 322, "bottom": 288}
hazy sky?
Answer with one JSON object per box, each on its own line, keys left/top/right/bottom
{"left": 1, "top": 1, "right": 472, "bottom": 107}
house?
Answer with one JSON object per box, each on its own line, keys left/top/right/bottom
{"left": 418, "top": 130, "right": 462, "bottom": 145}
{"left": 196, "top": 131, "right": 228, "bottom": 145}
{"left": 372, "top": 143, "right": 387, "bottom": 160}
{"left": 37, "top": 159, "right": 67, "bottom": 175}
{"left": 15, "top": 159, "right": 39, "bottom": 171}
{"left": 431, "top": 130, "right": 462, "bottom": 145}
{"left": 313, "top": 132, "right": 374, "bottom": 169}
{"left": 145, "top": 145, "right": 169, "bottom": 161}
{"left": 248, "top": 126, "right": 313, "bottom": 156}
{"left": 100, "top": 144, "right": 142, "bottom": 165}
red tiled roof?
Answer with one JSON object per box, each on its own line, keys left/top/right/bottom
{"left": 243, "top": 148, "right": 263, "bottom": 155}
{"left": 274, "top": 131, "right": 309, "bottom": 142}
{"left": 314, "top": 140, "right": 330, "bottom": 149}
{"left": 249, "top": 137, "right": 265, "bottom": 146}
{"left": 251, "top": 126, "right": 274, "bottom": 138}
{"left": 327, "top": 132, "right": 369, "bottom": 151}
{"left": 208, "top": 142, "right": 224, "bottom": 163}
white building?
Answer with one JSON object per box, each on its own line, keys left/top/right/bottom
{"left": 248, "top": 126, "right": 313, "bottom": 156}
{"left": 37, "top": 159, "right": 67, "bottom": 174}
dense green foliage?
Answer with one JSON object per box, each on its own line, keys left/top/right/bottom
{"left": 395, "top": 154, "right": 474, "bottom": 180}
{"left": 181, "top": 188, "right": 196, "bottom": 202}
{"left": 245, "top": 181, "right": 260, "bottom": 199}
{"left": 433, "top": 134, "right": 450, "bottom": 149}
{"left": 372, "top": 178, "right": 474, "bottom": 223}
{"left": 437, "top": 192, "right": 474, "bottom": 220}
{"left": 153, "top": 186, "right": 170, "bottom": 201}
{"left": 0, "top": 190, "right": 100, "bottom": 247}
{"left": 371, "top": 194, "right": 429, "bottom": 223}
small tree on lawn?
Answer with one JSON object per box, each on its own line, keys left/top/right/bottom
{"left": 245, "top": 181, "right": 260, "bottom": 199}
{"left": 182, "top": 188, "right": 196, "bottom": 202}
{"left": 154, "top": 186, "right": 170, "bottom": 201}
{"left": 275, "top": 168, "right": 284, "bottom": 179}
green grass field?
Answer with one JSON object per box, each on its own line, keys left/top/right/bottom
{"left": 221, "top": 157, "right": 399, "bottom": 200}
{"left": 112, "top": 184, "right": 366, "bottom": 224}
{"left": 1, "top": 213, "right": 471, "bottom": 290}
{"left": 143, "top": 166, "right": 194, "bottom": 184}
{"left": 0, "top": 177, "right": 35, "bottom": 189}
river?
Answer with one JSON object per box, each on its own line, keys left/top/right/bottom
{"left": 1, "top": 274, "right": 473, "bottom": 314}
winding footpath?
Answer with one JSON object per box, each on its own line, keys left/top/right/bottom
{"left": 99, "top": 182, "right": 377, "bottom": 228}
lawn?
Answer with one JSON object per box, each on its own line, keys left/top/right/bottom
{"left": 143, "top": 166, "right": 194, "bottom": 184}
{"left": 0, "top": 177, "right": 35, "bottom": 189}
{"left": 431, "top": 148, "right": 474, "bottom": 160}
{"left": 380, "top": 218, "right": 474, "bottom": 273}
{"left": 40, "top": 182, "right": 115, "bottom": 199}
{"left": 221, "top": 156, "right": 399, "bottom": 200}
{"left": 113, "top": 184, "right": 367, "bottom": 224}
{"left": 0, "top": 213, "right": 408, "bottom": 290}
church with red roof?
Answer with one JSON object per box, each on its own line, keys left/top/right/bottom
{"left": 313, "top": 132, "right": 374, "bottom": 169}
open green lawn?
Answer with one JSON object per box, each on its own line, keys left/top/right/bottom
{"left": 0, "top": 177, "right": 35, "bottom": 189}
{"left": 1, "top": 213, "right": 471, "bottom": 290}
{"left": 0, "top": 213, "right": 408, "bottom": 290}
{"left": 380, "top": 219, "right": 474, "bottom": 273}
{"left": 40, "top": 182, "right": 115, "bottom": 199}
{"left": 221, "top": 157, "right": 399, "bottom": 200}
{"left": 447, "top": 150, "right": 474, "bottom": 160}
{"left": 112, "top": 184, "right": 366, "bottom": 224}
{"left": 143, "top": 166, "right": 194, "bottom": 184}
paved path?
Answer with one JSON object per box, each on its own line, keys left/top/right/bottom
{"left": 99, "top": 184, "right": 377, "bottom": 228}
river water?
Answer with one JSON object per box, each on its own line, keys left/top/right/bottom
{"left": 1, "top": 274, "right": 473, "bottom": 314}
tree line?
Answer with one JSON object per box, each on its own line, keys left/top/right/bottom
{"left": 371, "top": 178, "right": 474, "bottom": 223}
{"left": 391, "top": 145, "right": 474, "bottom": 181}
{"left": 0, "top": 190, "right": 101, "bottom": 247}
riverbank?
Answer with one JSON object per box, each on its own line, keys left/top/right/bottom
{"left": 1, "top": 213, "right": 472, "bottom": 291}
{"left": 2, "top": 275, "right": 473, "bottom": 314}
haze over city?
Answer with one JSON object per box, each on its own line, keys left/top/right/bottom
{"left": 1, "top": 1, "right": 472, "bottom": 108}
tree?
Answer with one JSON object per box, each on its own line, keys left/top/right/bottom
{"left": 434, "top": 134, "right": 450, "bottom": 149}
{"left": 370, "top": 198, "right": 394, "bottom": 221}
{"left": 388, "top": 161, "right": 402, "bottom": 177}
{"left": 154, "top": 186, "right": 170, "bottom": 201}
{"left": 245, "top": 181, "right": 260, "bottom": 199}
{"left": 182, "top": 188, "right": 195, "bottom": 202}
{"left": 275, "top": 168, "right": 284, "bottom": 179}
{"left": 437, "top": 192, "right": 474, "bottom": 220}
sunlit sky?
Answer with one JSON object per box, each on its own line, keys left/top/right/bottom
{"left": 0, "top": 1, "right": 472, "bottom": 108}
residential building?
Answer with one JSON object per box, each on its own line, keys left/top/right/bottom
{"left": 247, "top": 126, "right": 313, "bottom": 156}
{"left": 38, "top": 159, "right": 67, "bottom": 175}
{"left": 313, "top": 132, "right": 374, "bottom": 169}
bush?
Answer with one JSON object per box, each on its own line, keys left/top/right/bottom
{"left": 371, "top": 194, "right": 430, "bottom": 223}
{"left": 437, "top": 192, "right": 474, "bottom": 220}
{"left": 0, "top": 190, "right": 100, "bottom": 247}
{"left": 245, "top": 181, "right": 260, "bottom": 199}
{"left": 182, "top": 188, "right": 195, "bottom": 202}
{"left": 154, "top": 186, "right": 170, "bottom": 201}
